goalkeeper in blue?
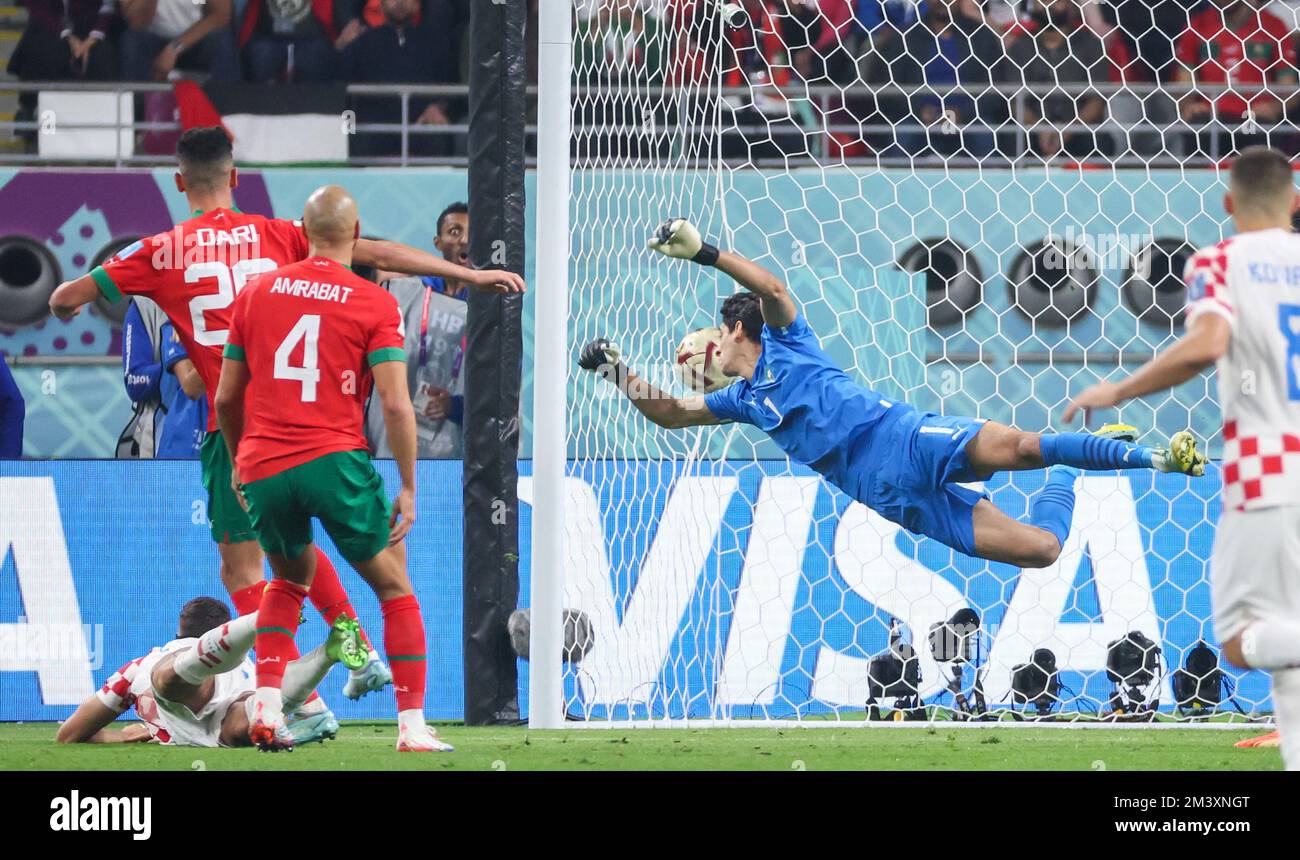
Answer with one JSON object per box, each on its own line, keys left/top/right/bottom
{"left": 577, "top": 219, "right": 1207, "bottom": 568}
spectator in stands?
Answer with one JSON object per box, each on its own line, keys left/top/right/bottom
{"left": 1007, "top": 0, "right": 1112, "bottom": 160}
{"left": 573, "top": 0, "right": 663, "bottom": 85}
{"left": 7, "top": 0, "right": 116, "bottom": 84}
{"left": 1269, "top": 0, "right": 1300, "bottom": 33}
{"left": 781, "top": 0, "right": 856, "bottom": 84}
{"left": 339, "top": 0, "right": 462, "bottom": 157}
{"left": 1174, "top": 0, "right": 1298, "bottom": 159}
{"left": 1106, "top": 1, "right": 1194, "bottom": 83}
{"left": 1096, "top": 1, "right": 1186, "bottom": 157}
{"left": 0, "top": 358, "right": 23, "bottom": 459}
{"left": 6, "top": 0, "right": 117, "bottom": 147}
{"left": 364, "top": 201, "right": 470, "bottom": 459}
{"left": 239, "top": 0, "right": 340, "bottom": 82}
{"left": 869, "top": 0, "right": 1007, "bottom": 160}
{"left": 119, "top": 0, "right": 240, "bottom": 82}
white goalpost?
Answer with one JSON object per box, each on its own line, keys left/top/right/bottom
{"left": 531, "top": 0, "right": 1276, "bottom": 729}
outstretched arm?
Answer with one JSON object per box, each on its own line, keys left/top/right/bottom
{"left": 1062, "top": 314, "right": 1231, "bottom": 426}
{"left": 577, "top": 338, "right": 721, "bottom": 430}
{"left": 352, "top": 238, "right": 525, "bottom": 294}
{"left": 648, "top": 219, "right": 797, "bottom": 328}
{"left": 56, "top": 697, "right": 150, "bottom": 744}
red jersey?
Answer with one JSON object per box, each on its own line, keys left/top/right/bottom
{"left": 91, "top": 208, "right": 310, "bottom": 432}
{"left": 224, "top": 256, "right": 405, "bottom": 483}
{"left": 1176, "top": 8, "right": 1298, "bottom": 119}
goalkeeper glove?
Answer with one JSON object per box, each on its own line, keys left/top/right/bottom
{"left": 647, "top": 218, "right": 720, "bottom": 267}
{"left": 577, "top": 337, "right": 624, "bottom": 383}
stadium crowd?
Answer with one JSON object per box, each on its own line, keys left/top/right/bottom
{"left": 570, "top": 0, "right": 1300, "bottom": 161}
{"left": 9, "top": 0, "right": 1300, "bottom": 159}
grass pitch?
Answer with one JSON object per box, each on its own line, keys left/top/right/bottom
{"left": 0, "top": 722, "right": 1281, "bottom": 771}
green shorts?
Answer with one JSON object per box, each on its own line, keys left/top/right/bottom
{"left": 240, "top": 450, "right": 391, "bottom": 565}
{"left": 200, "top": 431, "right": 257, "bottom": 544}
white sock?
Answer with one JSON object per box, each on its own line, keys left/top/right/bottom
{"left": 173, "top": 612, "right": 258, "bottom": 685}
{"left": 282, "top": 644, "right": 336, "bottom": 714}
{"left": 398, "top": 708, "right": 426, "bottom": 734}
{"left": 1271, "top": 669, "right": 1300, "bottom": 772}
{"left": 1241, "top": 619, "right": 1300, "bottom": 670}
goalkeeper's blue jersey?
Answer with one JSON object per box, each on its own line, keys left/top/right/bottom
{"left": 703, "top": 314, "right": 900, "bottom": 499}
{"left": 703, "top": 313, "right": 989, "bottom": 557}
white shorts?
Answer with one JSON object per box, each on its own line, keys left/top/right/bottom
{"left": 1211, "top": 506, "right": 1300, "bottom": 643}
{"left": 143, "top": 644, "right": 256, "bottom": 748}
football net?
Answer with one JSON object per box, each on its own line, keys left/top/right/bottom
{"left": 546, "top": 0, "right": 1279, "bottom": 725}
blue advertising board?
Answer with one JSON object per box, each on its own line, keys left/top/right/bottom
{"left": 0, "top": 458, "right": 1267, "bottom": 724}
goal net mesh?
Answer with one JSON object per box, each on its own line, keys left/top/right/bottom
{"left": 552, "top": 0, "right": 1282, "bottom": 724}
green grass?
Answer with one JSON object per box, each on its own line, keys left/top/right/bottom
{"left": 0, "top": 722, "right": 1282, "bottom": 771}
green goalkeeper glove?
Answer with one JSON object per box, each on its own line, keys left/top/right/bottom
{"left": 577, "top": 337, "right": 624, "bottom": 383}
{"left": 647, "top": 218, "right": 720, "bottom": 266}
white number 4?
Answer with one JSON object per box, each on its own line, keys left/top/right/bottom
{"left": 275, "top": 315, "right": 321, "bottom": 402}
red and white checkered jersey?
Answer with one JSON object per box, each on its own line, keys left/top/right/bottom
{"left": 1183, "top": 227, "right": 1300, "bottom": 511}
{"left": 94, "top": 638, "right": 198, "bottom": 743}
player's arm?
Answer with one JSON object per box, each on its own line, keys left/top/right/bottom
{"left": 161, "top": 322, "right": 204, "bottom": 399}
{"left": 647, "top": 218, "right": 797, "bottom": 328}
{"left": 56, "top": 698, "right": 149, "bottom": 744}
{"left": 48, "top": 273, "right": 101, "bottom": 321}
{"left": 1062, "top": 313, "right": 1231, "bottom": 425}
{"left": 577, "top": 338, "right": 721, "bottom": 429}
{"left": 352, "top": 238, "right": 526, "bottom": 294}
{"left": 213, "top": 356, "right": 251, "bottom": 479}
{"left": 372, "top": 360, "right": 417, "bottom": 544}
{"left": 173, "top": 359, "right": 205, "bottom": 399}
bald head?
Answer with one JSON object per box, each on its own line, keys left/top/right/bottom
{"left": 303, "top": 185, "right": 359, "bottom": 246}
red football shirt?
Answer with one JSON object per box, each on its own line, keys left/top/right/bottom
{"left": 224, "top": 256, "right": 405, "bottom": 483}
{"left": 91, "top": 208, "right": 310, "bottom": 432}
{"left": 1177, "top": 8, "right": 1298, "bottom": 119}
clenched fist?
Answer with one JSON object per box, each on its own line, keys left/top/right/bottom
{"left": 577, "top": 337, "right": 623, "bottom": 382}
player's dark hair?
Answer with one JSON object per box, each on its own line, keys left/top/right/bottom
{"left": 436, "top": 201, "right": 468, "bottom": 237}
{"left": 176, "top": 127, "right": 234, "bottom": 191}
{"left": 1230, "top": 146, "right": 1295, "bottom": 211}
{"left": 720, "top": 292, "right": 763, "bottom": 341}
{"left": 177, "top": 596, "right": 233, "bottom": 639}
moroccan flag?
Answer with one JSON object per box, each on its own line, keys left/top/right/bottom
{"left": 172, "top": 81, "right": 350, "bottom": 165}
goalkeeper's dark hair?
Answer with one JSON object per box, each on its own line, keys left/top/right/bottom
{"left": 176, "top": 127, "right": 234, "bottom": 192}
{"left": 1230, "top": 146, "right": 1296, "bottom": 215}
{"left": 720, "top": 292, "right": 764, "bottom": 341}
{"left": 177, "top": 596, "right": 233, "bottom": 639}
{"left": 436, "top": 201, "right": 468, "bottom": 237}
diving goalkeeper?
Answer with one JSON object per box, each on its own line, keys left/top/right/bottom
{"left": 577, "top": 219, "right": 1207, "bottom": 568}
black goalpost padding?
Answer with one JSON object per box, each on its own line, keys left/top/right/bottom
{"left": 462, "top": 0, "right": 526, "bottom": 726}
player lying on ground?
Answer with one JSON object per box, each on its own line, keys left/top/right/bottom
{"left": 57, "top": 596, "right": 367, "bottom": 748}
{"left": 214, "top": 185, "right": 451, "bottom": 752}
{"left": 1065, "top": 146, "right": 1300, "bottom": 770}
{"left": 47, "top": 128, "right": 522, "bottom": 736}
{"left": 578, "top": 219, "right": 1207, "bottom": 568}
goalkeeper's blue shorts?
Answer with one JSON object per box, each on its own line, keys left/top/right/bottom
{"left": 846, "top": 408, "right": 990, "bottom": 558}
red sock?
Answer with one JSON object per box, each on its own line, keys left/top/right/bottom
{"left": 254, "top": 579, "right": 308, "bottom": 690}
{"left": 307, "top": 547, "right": 373, "bottom": 651}
{"left": 381, "top": 594, "right": 426, "bottom": 712}
{"left": 229, "top": 580, "right": 266, "bottom": 617}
